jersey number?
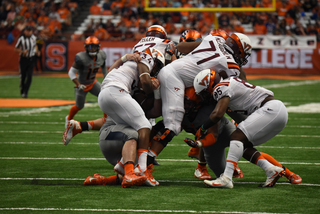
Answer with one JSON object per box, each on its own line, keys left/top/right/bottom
{"left": 133, "top": 43, "right": 156, "bottom": 53}
{"left": 192, "top": 41, "right": 220, "bottom": 65}
{"left": 86, "top": 68, "right": 99, "bottom": 80}
{"left": 233, "top": 77, "right": 256, "bottom": 89}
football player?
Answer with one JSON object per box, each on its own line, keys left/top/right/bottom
{"left": 193, "top": 69, "right": 289, "bottom": 188}
{"left": 65, "top": 36, "right": 107, "bottom": 128}
{"left": 98, "top": 47, "right": 165, "bottom": 187}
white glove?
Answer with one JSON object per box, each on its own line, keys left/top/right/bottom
{"left": 78, "top": 84, "right": 87, "bottom": 91}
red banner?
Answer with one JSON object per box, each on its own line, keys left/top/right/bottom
{"left": 1, "top": 39, "right": 320, "bottom": 75}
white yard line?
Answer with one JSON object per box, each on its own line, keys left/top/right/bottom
{"left": 0, "top": 157, "right": 319, "bottom": 166}
{"left": 0, "top": 207, "right": 302, "bottom": 214}
{"left": 262, "top": 80, "right": 320, "bottom": 89}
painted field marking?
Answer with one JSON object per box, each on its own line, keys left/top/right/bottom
{"left": 0, "top": 157, "right": 319, "bottom": 166}
{"left": 0, "top": 207, "right": 302, "bottom": 214}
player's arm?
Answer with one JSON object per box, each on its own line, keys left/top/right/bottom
{"left": 145, "top": 78, "right": 162, "bottom": 119}
{"left": 68, "top": 61, "right": 82, "bottom": 87}
{"left": 138, "top": 62, "right": 153, "bottom": 96}
{"left": 100, "top": 62, "right": 107, "bottom": 78}
{"left": 200, "top": 96, "right": 230, "bottom": 134}
{"left": 108, "top": 53, "right": 141, "bottom": 72}
{"left": 176, "top": 41, "right": 201, "bottom": 54}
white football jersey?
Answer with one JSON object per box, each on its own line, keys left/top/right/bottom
{"left": 131, "top": 36, "right": 171, "bottom": 55}
{"left": 213, "top": 77, "right": 274, "bottom": 115}
{"left": 167, "top": 34, "right": 230, "bottom": 88}
{"left": 101, "top": 51, "right": 154, "bottom": 93}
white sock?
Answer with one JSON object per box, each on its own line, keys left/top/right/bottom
{"left": 224, "top": 140, "right": 244, "bottom": 179}
{"left": 119, "top": 157, "right": 124, "bottom": 165}
{"left": 256, "top": 159, "right": 274, "bottom": 172}
{"left": 138, "top": 151, "right": 148, "bottom": 172}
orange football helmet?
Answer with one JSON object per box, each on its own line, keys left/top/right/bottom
{"left": 146, "top": 25, "right": 167, "bottom": 39}
{"left": 84, "top": 36, "right": 100, "bottom": 56}
{"left": 179, "top": 29, "right": 202, "bottom": 43}
{"left": 210, "top": 29, "right": 229, "bottom": 40}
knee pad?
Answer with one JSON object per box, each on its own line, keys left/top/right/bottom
{"left": 153, "top": 128, "right": 175, "bottom": 148}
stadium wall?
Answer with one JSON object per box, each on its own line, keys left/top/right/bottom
{"left": 1, "top": 39, "right": 320, "bottom": 75}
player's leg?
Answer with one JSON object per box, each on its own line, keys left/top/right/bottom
{"left": 98, "top": 87, "right": 155, "bottom": 186}
{"left": 65, "top": 88, "right": 87, "bottom": 128}
{"left": 63, "top": 115, "right": 107, "bottom": 145}
{"left": 260, "top": 152, "right": 302, "bottom": 184}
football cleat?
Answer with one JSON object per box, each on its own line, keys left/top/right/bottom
{"left": 188, "top": 147, "right": 200, "bottom": 159}
{"left": 204, "top": 174, "right": 233, "bottom": 189}
{"left": 62, "top": 120, "right": 82, "bottom": 145}
{"left": 134, "top": 164, "right": 159, "bottom": 187}
{"left": 65, "top": 115, "right": 70, "bottom": 128}
{"left": 121, "top": 170, "right": 147, "bottom": 188}
{"left": 194, "top": 165, "right": 212, "bottom": 180}
{"left": 93, "top": 173, "right": 103, "bottom": 178}
{"left": 286, "top": 173, "right": 302, "bottom": 184}
{"left": 233, "top": 165, "right": 244, "bottom": 178}
{"left": 260, "top": 166, "right": 285, "bottom": 187}
{"left": 114, "top": 161, "right": 125, "bottom": 175}
{"left": 83, "top": 176, "right": 106, "bottom": 185}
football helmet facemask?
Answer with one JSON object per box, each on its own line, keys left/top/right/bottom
{"left": 146, "top": 25, "right": 167, "bottom": 39}
{"left": 145, "top": 47, "right": 165, "bottom": 77}
{"left": 179, "top": 29, "right": 202, "bottom": 43}
{"left": 84, "top": 36, "right": 100, "bottom": 57}
{"left": 224, "top": 33, "right": 252, "bottom": 66}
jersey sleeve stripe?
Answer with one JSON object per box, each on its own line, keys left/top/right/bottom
{"left": 213, "top": 82, "right": 229, "bottom": 91}
{"left": 227, "top": 62, "right": 240, "bottom": 70}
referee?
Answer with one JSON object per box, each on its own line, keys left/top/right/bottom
{"left": 14, "top": 26, "right": 39, "bottom": 98}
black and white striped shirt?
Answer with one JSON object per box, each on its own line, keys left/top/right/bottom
{"left": 15, "top": 34, "right": 37, "bottom": 58}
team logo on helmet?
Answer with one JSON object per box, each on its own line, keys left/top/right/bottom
{"left": 179, "top": 29, "right": 202, "bottom": 43}
{"left": 224, "top": 33, "right": 251, "bottom": 66}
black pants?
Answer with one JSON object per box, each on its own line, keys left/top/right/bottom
{"left": 19, "top": 56, "right": 35, "bottom": 96}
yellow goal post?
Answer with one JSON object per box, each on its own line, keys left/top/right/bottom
{"left": 144, "top": 0, "right": 276, "bottom": 29}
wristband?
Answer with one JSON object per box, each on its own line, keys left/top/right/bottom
{"left": 121, "top": 54, "right": 127, "bottom": 63}
{"left": 139, "top": 72, "right": 150, "bottom": 78}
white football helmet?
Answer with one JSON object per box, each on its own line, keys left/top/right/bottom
{"left": 224, "top": 32, "right": 252, "bottom": 66}
{"left": 145, "top": 47, "right": 165, "bottom": 77}
{"left": 146, "top": 25, "right": 167, "bottom": 39}
{"left": 193, "top": 69, "right": 221, "bottom": 95}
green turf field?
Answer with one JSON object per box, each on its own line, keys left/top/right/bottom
{"left": 0, "top": 75, "right": 320, "bottom": 214}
